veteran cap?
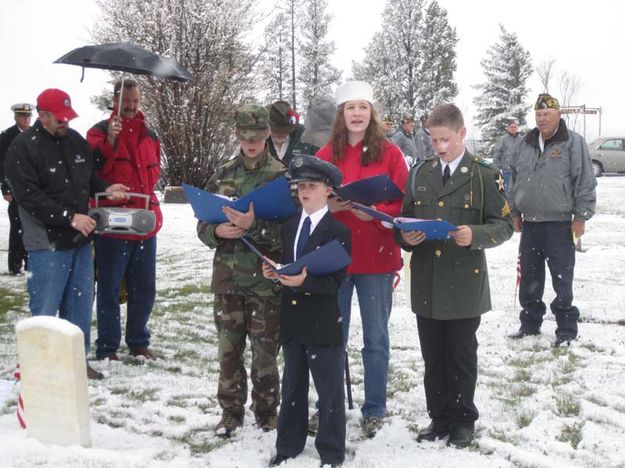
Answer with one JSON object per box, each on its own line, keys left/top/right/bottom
{"left": 289, "top": 154, "right": 343, "bottom": 188}
{"left": 401, "top": 115, "right": 415, "bottom": 124}
{"left": 382, "top": 115, "right": 393, "bottom": 124}
{"left": 11, "top": 103, "right": 34, "bottom": 116}
{"left": 269, "top": 100, "right": 298, "bottom": 134}
{"left": 36, "top": 89, "right": 78, "bottom": 122}
{"left": 534, "top": 93, "right": 560, "bottom": 110}
{"left": 235, "top": 104, "right": 269, "bottom": 141}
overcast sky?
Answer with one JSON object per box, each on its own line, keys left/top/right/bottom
{"left": 1, "top": 0, "right": 622, "bottom": 141}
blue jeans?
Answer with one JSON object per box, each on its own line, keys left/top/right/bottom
{"left": 339, "top": 273, "right": 393, "bottom": 418}
{"left": 518, "top": 221, "right": 579, "bottom": 339}
{"left": 502, "top": 169, "right": 512, "bottom": 194}
{"left": 94, "top": 236, "right": 156, "bottom": 357}
{"left": 27, "top": 244, "right": 94, "bottom": 354}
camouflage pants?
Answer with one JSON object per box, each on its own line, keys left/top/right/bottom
{"left": 213, "top": 294, "right": 280, "bottom": 416}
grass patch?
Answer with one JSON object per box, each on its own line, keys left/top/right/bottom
{"left": 515, "top": 409, "right": 535, "bottom": 428}
{"left": 558, "top": 422, "right": 583, "bottom": 449}
{"left": 556, "top": 394, "right": 581, "bottom": 417}
{"left": 128, "top": 387, "right": 160, "bottom": 402}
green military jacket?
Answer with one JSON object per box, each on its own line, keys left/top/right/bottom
{"left": 197, "top": 148, "right": 286, "bottom": 297}
{"left": 397, "top": 152, "right": 513, "bottom": 319}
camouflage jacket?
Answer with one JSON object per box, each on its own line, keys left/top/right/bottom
{"left": 197, "top": 147, "right": 286, "bottom": 297}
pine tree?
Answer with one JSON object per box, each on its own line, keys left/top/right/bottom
{"left": 416, "top": 1, "right": 458, "bottom": 114}
{"left": 260, "top": 12, "right": 293, "bottom": 103}
{"left": 473, "top": 25, "right": 532, "bottom": 156}
{"left": 297, "top": 0, "right": 341, "bottom": 111}
{"left": 353, "top": 0, "right": 458, "bottom": 123}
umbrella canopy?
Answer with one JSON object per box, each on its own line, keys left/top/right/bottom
{"left": 54, "top": 42, "right": 192, "bottom": 82}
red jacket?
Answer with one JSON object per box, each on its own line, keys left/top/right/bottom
{"left": 87, "top": 110, "right": 162, "bottom": 240}
{"left": 317, "top": 140, "right": 408, "bottom": 274}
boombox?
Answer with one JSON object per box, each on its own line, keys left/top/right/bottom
{"left": 89, "top": 192, "right": 156, "bottom": 236}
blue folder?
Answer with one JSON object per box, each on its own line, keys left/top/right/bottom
{"left": 333, "top": 174, "right": 403, "bottom": 206}
{"left": 241, "top": 237, "right": 351, "bottom": 276}
{"left": 351, "top": 204, "right": 457, "bottom": 240}
{"left": 183, "top": 177, "right": 296, "bottom": 224}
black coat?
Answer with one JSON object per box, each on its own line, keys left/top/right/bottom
{"left": 266, "top": 123, "right": 319, "bottom": 167}
{"left": 3, "top": 120, "right": 109, "bottom": 250}
{"left": 279, "top": 211, "right": 351, "bottom": 346}
{"left": 0, "top": 124, "right": 21, "bottom": 195}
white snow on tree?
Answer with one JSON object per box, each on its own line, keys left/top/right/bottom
{"left": 473, "top": 24, "right": 532, "bottom": 157}
{"left": 297, "top": 0, "right": 341, "bottom": 111}
{"left": 92, "top": 0, "right": 259, "bottom": 188}
{"left": 353, "top": 0, "right": 458, "bottom": 123}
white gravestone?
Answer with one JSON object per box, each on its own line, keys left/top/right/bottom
{"left": 16, "top": 316, "right": 91, "bottom": 447}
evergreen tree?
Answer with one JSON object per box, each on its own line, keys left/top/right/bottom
{"left": 297, "top": 0, "right": 341, "bottom": 111}
{"left": 353, "top": 0, "right": 457, "bottom": 123}
{"left": 416, "top": 1, "right": 458, "bottom": 114}
{"left": 93, "top": 0, "right": 258, "bottom": 188}
{"left": 260, "top": 12, "right": 293, "bottom": 103}
{"left": 473, "top": 25, "right": 532, "bottom": 156}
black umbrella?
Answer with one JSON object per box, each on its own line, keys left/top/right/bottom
{"left": 54, "top": 42, "right": 192, "bottom": 82}
{"left": 54, "top": 42, "right": 192, "bottom": 110}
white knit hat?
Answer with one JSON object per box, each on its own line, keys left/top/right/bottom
{"left": 335, "top": 81, "right": 374, "bottom": 106}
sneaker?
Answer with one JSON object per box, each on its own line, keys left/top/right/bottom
{"left": 255, "top": 410, "right": 278, "bottom": 432}
{"left": 129, "top": 347, "right": 156, "bottom": 359}
{"left": 308, "top": 410, "right": 320, "bottom": 435}
{"left": 215, "top": 411, "right": 243, "bottom": 437}
{"left": 361, "top": 416, "right": 384, "bottom": 438}
{"left": 86, "top": 363, "right": 104, "bottom": 380}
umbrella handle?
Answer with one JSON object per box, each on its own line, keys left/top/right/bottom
{"left": 80, "top": 67, "right": 85, "bottom": 83}
{"left": 117, "top": 74, "right": 125, "bottom": 114}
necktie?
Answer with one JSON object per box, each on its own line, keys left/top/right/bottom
{"left": 442, "top": 164, "right": 451, "bottom": 185}
{"left": 296, "top": 216, "right": 311, "bottom": 260}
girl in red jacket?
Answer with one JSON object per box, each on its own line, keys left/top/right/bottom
{"left": 316, "top": 81, "right": 408, "bottom": 438}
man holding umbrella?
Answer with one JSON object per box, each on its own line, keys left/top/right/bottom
{"left": 87, "top": 79, "right": 162, "bottom": 361}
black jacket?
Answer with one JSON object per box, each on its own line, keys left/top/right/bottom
{"left": 3, "top": 120, "right": 109, "bottom": 250}
{"left": 278, "top": 211, "right": 351, "bottom": 346}
{"left": 267, "top": 123, "right": 319, "bottom": 167}
{"left": 0, "top": 124, "right": 21, "bottom": 195}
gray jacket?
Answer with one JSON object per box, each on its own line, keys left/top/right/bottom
{"left": 392, "top": 129, "right": 417, "bottom": 163}
{"left": 509, "top": 119, "right": 596, "bottom": 222}
{"left": 414, "top": 128, "right": 435, "bottom": 161}
{"left": 493, "top": 132, "right": 521, "bottom": 170}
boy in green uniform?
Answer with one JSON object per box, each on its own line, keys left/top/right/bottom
{"left": 197, "top": 104, "right": 285, "bottom": 437}
{"left": 395, "top": 103, "right": 513, "bottom": 447}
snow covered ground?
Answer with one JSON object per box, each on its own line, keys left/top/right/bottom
{"left": 0, "top": 176, "right": 624, "bottom": 468}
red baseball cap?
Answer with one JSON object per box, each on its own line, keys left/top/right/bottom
{"left": 36, "top": 88, "right": 78, "bottom": 122}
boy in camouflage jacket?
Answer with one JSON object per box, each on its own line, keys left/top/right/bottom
{"left": 197, "top": 104, "right": 286, "bottom": 437}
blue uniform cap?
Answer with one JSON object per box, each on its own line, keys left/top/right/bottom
{"left": 288, "top": 154, "right": 343, "bottom": 188}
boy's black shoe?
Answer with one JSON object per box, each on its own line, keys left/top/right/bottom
{"left": 269, "top": 454, "right": 289, "bottom": 466}
{"left": 447, "top": 425, "right": 474, "bottom": 448}
{"left": 553, "top": 336, "right": 575, "bottom": 348}
{"left": 508, "top": 329, "right": 540, "bottom": 339}
{"left": 416, "top": 421, "right": 449, "bottom": 442}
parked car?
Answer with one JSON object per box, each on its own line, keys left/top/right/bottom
{"left": 588, "top": 137, "right": 625, "bottom": 177}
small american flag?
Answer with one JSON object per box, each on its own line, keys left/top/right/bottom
{"left": 14, "top": 364, "right": 26, "bottom": 429}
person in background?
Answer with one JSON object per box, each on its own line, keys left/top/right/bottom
{"left": 382, "top": 115, "right": 395, "bottom": 139}
{"left": 197, "top": 104, "right": 284, "bottom": 437}
{"left": 87, "top": 79, "right": 162, "bottom": 361}
{"left": 493, "top": 118, "right": 521, "bottom": 193}
{"left": 0, "top": 103, "right": 33, "bottom": 275}
{"left": 300, "top": 95, "right": 336, "bottom": 150}
{"left": 317, "top": 80, "right": 409, "bottom": 438}
{"left": 508, "top": 94, "right": 596, "bottom": 347}
{"left": 396, "top": 103, "right": 513, "bottom": 448}
{"left": 267, "top": 100, "right": 317, "bottom": 166}
{"left": 414, "top": 114, "right": 435, "bottom": 162}
{"left": 3, "top": 88, "right": 128, "bottom": 380}
{"left": 392, "top": 115, "right": 417, "bottom": 166}
{"left": 267, "top": 155, "right": 350, "bottom": 468}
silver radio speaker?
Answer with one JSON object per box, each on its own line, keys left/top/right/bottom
{"left": 89, "top": 192, "right": 156, "bottom": 236}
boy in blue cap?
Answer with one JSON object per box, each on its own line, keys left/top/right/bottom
{"left": 265, "top": 154, "right": 351, "bottom": 467}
